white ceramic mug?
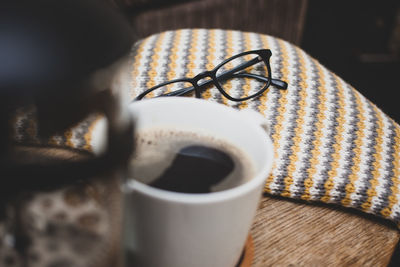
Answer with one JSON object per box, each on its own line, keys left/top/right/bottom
{"left": 122, "top": 97, "right": 273, "bottom": 267}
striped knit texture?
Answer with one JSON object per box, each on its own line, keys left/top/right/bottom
{"left": 13, "top": 29, "right": 400, "bottom": 226}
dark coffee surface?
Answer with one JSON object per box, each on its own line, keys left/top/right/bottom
{"left": 130, "top": 128, "right": 255, "bottom": 193}
{"left": 149, "top": 145, "right": 234, "bottom": 193}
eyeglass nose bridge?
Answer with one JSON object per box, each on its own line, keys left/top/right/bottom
{"left": 192, "top": 71, "right": 214, "bottom": 98}
{"left": 193, "top": 71, "right": 213, "bottom": 81}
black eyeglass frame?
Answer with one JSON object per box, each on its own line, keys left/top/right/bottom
{"left": 135, "top": 49, "right": 287, "bottom": 101}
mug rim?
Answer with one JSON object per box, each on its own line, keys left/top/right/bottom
{"left": 125, "top": 97, "right": 274, "bottom": 204}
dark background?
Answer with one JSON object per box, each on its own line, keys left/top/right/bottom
{"left": 301, "top": 0, "right": 400, "bottom": 123}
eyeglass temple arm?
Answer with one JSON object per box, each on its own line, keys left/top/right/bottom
{"left": 234, "top": 73, "right": 288, "bottom": 89}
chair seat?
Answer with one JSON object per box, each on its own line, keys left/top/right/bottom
{"left": 10, "top": 29, "right": 400, "bottom": 265}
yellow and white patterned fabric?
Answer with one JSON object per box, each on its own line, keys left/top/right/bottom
{"left": 14, "top": 29, "right": 400, "bottom": 226}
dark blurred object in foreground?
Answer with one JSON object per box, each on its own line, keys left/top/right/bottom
{"left": 0, "top": 0, "right": 134, "bottom": 187}
{"left": 0, "top": 0, "right": 133, "bottom": 137}
{"left": 0, "top": 0, "right": 134, "bottom": 263}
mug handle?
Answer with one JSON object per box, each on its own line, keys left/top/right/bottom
{"left": 239, "top": 110, "right": 271, "bottom": 135}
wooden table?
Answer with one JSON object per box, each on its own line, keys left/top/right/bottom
{"left": 251, "top": 196, "right": 400, "bottom": 266}
{"left": 6, "top": 146, "right": 400, "bottom": 266}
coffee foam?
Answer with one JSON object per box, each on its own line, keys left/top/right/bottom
{"left": 129, "top": 127, "right": 256, "bottom": 192}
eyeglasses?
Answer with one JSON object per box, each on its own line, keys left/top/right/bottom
{"left": 134, "top": 49, "right": 288, "bottom": 101}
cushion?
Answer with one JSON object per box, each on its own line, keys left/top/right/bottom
{"left": 13, "top": 28, "right": 400, "bottom": 227}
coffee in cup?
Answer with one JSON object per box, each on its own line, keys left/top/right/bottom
{"left": 130, "top": 127, "right": 256, "bottom": 193}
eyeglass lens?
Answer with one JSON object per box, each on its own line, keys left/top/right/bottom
{"left": 215, "top": 54, "right": 270, "bottom": 100}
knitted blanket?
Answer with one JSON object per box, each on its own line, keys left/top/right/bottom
{"left": 13, "top": 29, "right": 400, "bottom": 226}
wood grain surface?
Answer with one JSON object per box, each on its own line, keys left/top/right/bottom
{"left": 10, "top": 146, "right": 400, "bottom": 266}
{"left": 251, "top": 196, "right": 400, "bottom": 266}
